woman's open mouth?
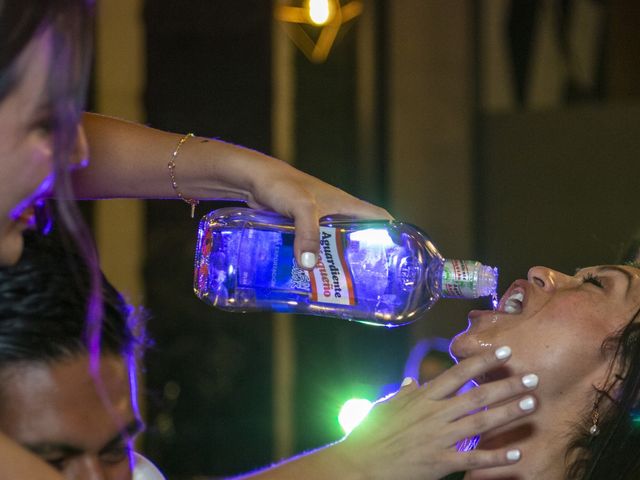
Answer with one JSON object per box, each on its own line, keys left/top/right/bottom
{"left": 496, "top": 281, "right": 528, "bottom": 314}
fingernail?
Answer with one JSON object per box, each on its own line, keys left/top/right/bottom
{"left": 401, "top": 377, "right": 414, "bottom": 387}
{"left": 521, "top": 374, "right": 539, "bottom": 388}
{"left": 300, "top": 252, "right": 317, "bottom": 269}
{"left": 506, "top": 449, "right": 521, "bottom": 462}
{"left": 519, "top": 395, "right": 536, "bottom": 411}
{"left": 495, "top": 346, "right": 511, "bottom": 360}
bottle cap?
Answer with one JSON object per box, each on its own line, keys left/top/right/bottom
{"left": 476, "top": 264, "right": 499, "bottom": 297}
{"left": 441, "top": 259, "right": 498, "bottom": 299}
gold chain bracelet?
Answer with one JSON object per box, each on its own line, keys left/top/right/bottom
{"left": 168, "top": 133, "right": 200, "bottom": 218}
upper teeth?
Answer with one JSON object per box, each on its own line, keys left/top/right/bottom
{"left": 503, "top": 291, "right": 524, "bottom": 314}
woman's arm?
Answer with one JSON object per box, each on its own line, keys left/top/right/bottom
{"left": 227, "top": 347, "right": 538, "bottom": 480}
{"left": 0, "top": 432, "right": 63, "bottom": 480}
{"left": 74, "top": 113, "right": 392, "bottom": 265}
{"left": 228, "top": 443, "right": 359, "bottom": 480}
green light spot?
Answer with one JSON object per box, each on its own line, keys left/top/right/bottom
{"left": 631, "top": 409, "right": 640, "bottom": 428}
{"left": 338, "top": 398, "right": 373, "bottom": 435}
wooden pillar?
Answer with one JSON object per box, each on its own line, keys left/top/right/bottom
{"left": 94, "top": 0, "right": 145, "bottom": 305}
{"left": 271, "top": 10, "right": 296, "bottom": 460}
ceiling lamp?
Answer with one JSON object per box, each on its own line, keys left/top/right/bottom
{"left": 275, "top": 0, "right": 364, "bottom": 63}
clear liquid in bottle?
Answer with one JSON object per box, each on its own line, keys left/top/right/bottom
{"left": 194, "top": 208, "right": 498, "bottom": 327}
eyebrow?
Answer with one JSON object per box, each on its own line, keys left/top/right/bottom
{"left": 25, "top": 418, "right": 145, "bottom": 458}
{"left": 99, "top": 418, "right": 145, "bottom": 454}
{"left": 30, "top": 101, "right": 54, "bottom": 121}
{"left": 34, "top": 97, "right": 53, "bottom": 112}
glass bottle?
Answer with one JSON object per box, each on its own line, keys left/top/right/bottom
{"left": 194, "top": 207, "right": 498, "bottom": 327}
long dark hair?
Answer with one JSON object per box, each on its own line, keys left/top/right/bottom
{"left": 0, "top": 1, "right": 101, "bottom": 353}
{"left": 565, "top": 260, "right": 640, "bottom": 478}
{"left": 565, "top": 310, "right": 640, "bottom": 479}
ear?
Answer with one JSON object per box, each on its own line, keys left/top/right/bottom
{"left": 587, "top": 352, "right": 619, "bottom": 402}
{"left": 593, "top": 371, "right": 625, "bottom": 405}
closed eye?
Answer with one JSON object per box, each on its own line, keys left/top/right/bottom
{"left": 44, "top": 457, "right": 68, "bottom": 471}
{"left": 99, "top": 443, "right": 131, "bottom": 464}
{"left": 582, "top": 273, "right": 604, "bottom": 288}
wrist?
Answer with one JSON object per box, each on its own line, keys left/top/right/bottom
{"left": 322, "top": 440, "right": 368, "bottom": 480}
{"left": 182, "top": 137, "right": 267, "bottom": 202}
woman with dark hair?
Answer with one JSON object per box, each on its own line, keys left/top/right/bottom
{"left": 442, "top": 261, "right": 640, "bottom": 479}
{"left": 0, "top": 0, "right": 94, "bottom": 267}
{"left": 0, "top": 0, "right": 391, "bottom": 270}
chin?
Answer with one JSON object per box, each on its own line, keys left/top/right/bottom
{"left": 450, "top": 329, "right": 472, "bottom": 357}
{"left": 464, "top": 465, "right": 520, "bottom": 480}
{"left": 0, "top": 227, "right": 25, "bottom": 267}
{"left": 449, "top": 332, "right": 488, "bottom": 362}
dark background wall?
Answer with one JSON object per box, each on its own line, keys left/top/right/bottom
{"left": 479, "top": 102, "right": 640, "bottom": 292}
{"left": 474, "top": 0, "right": 640, "bottom": 292}
{"left": 143, "top": 1, "right": 275, "bottom": 477}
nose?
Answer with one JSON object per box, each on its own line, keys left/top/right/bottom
{"left": 69, "top": 456, "right": 108, "bottom": 480}
{"left": 527, "top": 266, "right": 558, "bottom": 291}
{"left": 68, "top": 125, "right": 89, "bottom": 172}
{"left": 527, "top": 266, "right": 576, "bottom": 291}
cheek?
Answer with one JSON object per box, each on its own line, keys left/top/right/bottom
{"left": 0, "top": 222, "right": 26, "bottom": 267}
{"left": 63, "top": 456, "right": 132, "bottom": 480}
{"left": 18, "top": 141, "right": 55, "bottom": 193}
{"left": 1, "top": 140, "right": 54, "bottom": 219}
{"left": 109, "top": 458, "right": 134, "bottom": 480}
{"left": 512, "top": 310, "right": 611, "bottom": 391}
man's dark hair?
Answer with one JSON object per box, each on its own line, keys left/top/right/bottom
{"left": 0, "top": 232, "right": 142, "bottom": 365}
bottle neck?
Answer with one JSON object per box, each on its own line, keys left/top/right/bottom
{"left": 440, "top": 259, "right": 498, "bottom": 299}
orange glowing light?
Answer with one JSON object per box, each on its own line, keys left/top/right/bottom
{"left": 275, "top": 0, "right": 363, "bottom": 63}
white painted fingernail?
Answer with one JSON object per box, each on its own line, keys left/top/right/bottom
{"left": 401, "top": 377, "right": 414, "bottom": 387}
{"left": 521, "top": 374, "right": 539, "bottom": 388}
{"left": 506, "top": 449, "right": 521, "bottom": 462}
{"left": 495, "top": 346, "right": 511, "bottom": 360}
{"left": 300, "top": 252, "right": 317, "bottom": 269}
{"left": 519, "top": 396, "right": 536, "bottom": 411}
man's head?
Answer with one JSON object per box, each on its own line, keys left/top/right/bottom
{"left": 0, "top": 232, "right": 145, "bottom": 479}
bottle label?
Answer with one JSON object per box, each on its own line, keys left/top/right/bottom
{"left": 229, "top": 227, "right": 356, "bottom": 307}
{"left": 309, "top": 227, "right": 356, "bottom": 306}
{"left": 441, "top": 259, "right": 479, "bottom": 298}
{"left": 238, "top": 229, "right": 311, "bottom": 292}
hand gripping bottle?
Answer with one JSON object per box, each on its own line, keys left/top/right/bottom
{"left": 194, "top": 208, "right": 498, "bottom": 327}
